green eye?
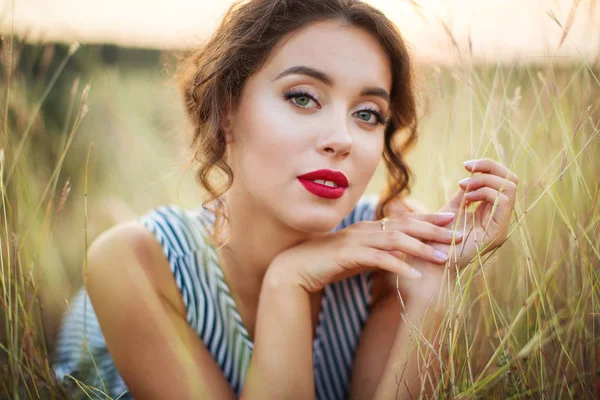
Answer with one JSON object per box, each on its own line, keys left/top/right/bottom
{"left": 356, "top": 111, "right": 372, "bottom": 121}
{"left": 293, "top": 96, "right": 310, "bottom": 107}
{"left": 354, "top": 108, "right": 386, "bottom": 126}
{"left": 283, "top": 90, "right": 319, "bottom": 108}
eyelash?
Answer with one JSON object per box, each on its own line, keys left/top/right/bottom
{"left": 282, "top": 89, "right": 389, "bottom": 127}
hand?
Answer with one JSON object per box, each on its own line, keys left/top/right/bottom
{"left": 267, "top": 212, "right": 463, "bottom": 293}
{"left": 435, "top": 158, "right": 519, "bottom": 269}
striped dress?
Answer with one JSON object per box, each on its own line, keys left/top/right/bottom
{"left": 53, "top": 195, "right": 380, "bottom": 400}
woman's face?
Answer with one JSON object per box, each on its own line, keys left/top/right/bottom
{"left": 225, "top": 20, "right": 392, "bottom": 233}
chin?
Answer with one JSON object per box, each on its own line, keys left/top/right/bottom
{"left": 294, "top": 218, "right": 340, "bottom": 233}
{"left": 283, "top": 203, "right": 350, "bottom": 233}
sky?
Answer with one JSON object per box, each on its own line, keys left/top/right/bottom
{"left": 1, "top": 0, "right": 599, "bottom": 64}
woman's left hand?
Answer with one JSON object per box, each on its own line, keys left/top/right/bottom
{"left": 385, "top": 158, "right": 518, "bottom": 302}
{"left": 434, "top": 158, "right": 519, "bottom": 270}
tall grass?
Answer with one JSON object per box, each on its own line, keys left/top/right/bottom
{"left": 0, "top": 33, "right": 598, "bottom": 398}
{"left": 402, "top": 62, "right": 600, "bottom": 398}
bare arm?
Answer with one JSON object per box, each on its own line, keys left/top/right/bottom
{"left": 240, "top": 262, "right": 315, "bottom": 399}
{"left": 353, "top": 159, "right": 518, "bottom": 397}
{"left": 84, "top": 222, "right": 236, "bottom": 400}
{"left": 350, "top": 266, "right": 446, "bottom": 400}
{"left": 241, "top": 213, "right": 455, "bottom": 399}
{"left": 348, "top": 196, "right": 446, "bottom": 399}
{"left": 372, "top": 268, "right": 446, "bottom": 400}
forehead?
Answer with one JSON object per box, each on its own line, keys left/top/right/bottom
{"left": 261, "top": 20, "right": 392, "bottom": 90}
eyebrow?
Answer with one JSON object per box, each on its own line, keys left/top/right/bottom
{"left": 274, "top": 65, "right": 390, "bottom": 104}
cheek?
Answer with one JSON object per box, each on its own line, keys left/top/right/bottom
{"left": 238, "top": 94, "right": 309, "bottom": 162}
{"left": 232, "top": 95, "right": 303, "bottom": 184}
{"left": 356, "top": 134, "right": 384, "bottom": 172}
{"left": 348, "top": 135, "right": 384, "bottom": 195}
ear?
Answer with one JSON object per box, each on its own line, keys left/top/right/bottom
{"left": 221, "top": 108, "right": 234, "bottom": 144}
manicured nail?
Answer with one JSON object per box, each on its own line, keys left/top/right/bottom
{"left": 440, "top": 212, "right": 455, "bottom": 218}
{"left": 434, "top": 250, "right": 448, "bottom": 261}
{"left": 410, "top": 268, "right": 422, "bottom": 278}
{"left": 449, "top": 229, "right": 463, "bottom": 238}
{"left": 463, "top": 160, "right": 476, "bottom": 168}
{"left": 459, "top": 178, "right": 470, "bottom": 186}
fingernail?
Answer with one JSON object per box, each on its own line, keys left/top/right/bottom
{"left": 463, "top": 160, "right": 476, "bottom": 168}
{"left": 448, "top": 229, "right": 462, "bottom": 238}
{"left": 410, "top": 268, "right": 422, "bottom": 278}
{"left": 434, "top": 250, "right": 448, "bottom": 261}
{"left": 440, "top": 212, "right": 455, "bottom": 218}
{"left": 459, "top": 178, "right": 470, "bottom": 186}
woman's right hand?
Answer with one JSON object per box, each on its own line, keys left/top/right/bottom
{"left": 266, "top": 212, "right": 463, "bottom": 293}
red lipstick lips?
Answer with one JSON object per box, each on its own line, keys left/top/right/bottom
{"left": 297, "top": 169, "right": 349, "bottom": 199}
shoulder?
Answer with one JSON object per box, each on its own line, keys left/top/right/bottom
{"left": 137, "top": 204, "right": 215, "bottom": 257}
{"left": 81, "top": 219, "right": 235, "bottom": 399}
{"left": 85, "top": 221, "right": 159, "bottom": 271}
{"left": 84, "top": 218, "right": 186, "bottom": 317}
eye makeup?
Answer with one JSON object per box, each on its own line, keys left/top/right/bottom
{"left": 282, "top": 88, "right": 389, "bottom": 127}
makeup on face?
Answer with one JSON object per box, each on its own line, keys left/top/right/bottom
{"left": 297, "top": 169, "right": 349, "bottom": 199}
{"left": 274, "top": 65, "right": 391, "bottom": 127}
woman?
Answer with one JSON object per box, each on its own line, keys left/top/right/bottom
{"left": 53, "top": 0, "right": 518, "bottom": 398}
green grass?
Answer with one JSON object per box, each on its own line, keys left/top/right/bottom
{"left": 0, "top": 35, "right": 599, "bottom": 399}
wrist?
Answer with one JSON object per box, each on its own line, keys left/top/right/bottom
{"left": 401, "top": 257, "right": 447, "bottom": 303}
{"left": 264, "top": 255, "right": 305, "bottom": 291}
{"left": 430, "top": 241, "right": 471, "bottom": 270}
{"left": 262, "top": 270, "right": 308, "bottom": 303}
{"left": 403, "top": 278, "right": 444, "bottom": 307}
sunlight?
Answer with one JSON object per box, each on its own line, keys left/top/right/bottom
{"left": 1, "top": 0, "right": 599, "bottom": 64}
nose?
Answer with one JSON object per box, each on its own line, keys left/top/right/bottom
{"left": 316, "top": 111, "right": 353, "bottom": 158}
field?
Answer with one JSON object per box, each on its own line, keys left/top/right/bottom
{"left": 0, "top": 38, "right": 599, "bottom": 398}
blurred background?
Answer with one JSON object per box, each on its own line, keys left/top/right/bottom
{"left": 1, "top": 0, "right": 599, "bottom": 398}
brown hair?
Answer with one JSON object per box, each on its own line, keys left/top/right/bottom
{"left": 178, "top": 0, "right": 418, "bottom": 245}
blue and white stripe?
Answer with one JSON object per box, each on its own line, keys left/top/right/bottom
{"left": 52, "top": 195, "right": 379, "bottom": 399}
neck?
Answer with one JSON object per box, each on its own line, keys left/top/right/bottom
{"left": 211, "top": 188, "right": 318, "bottom": 312}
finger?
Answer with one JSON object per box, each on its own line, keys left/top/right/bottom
{"left": 459, "top": 175, "right": 517, "bottom": 206}
{"left": 388, "top": 250, "right": 405, "bottom": 260}
{"left": 352, "top": 214, "right": 453, "bottom": 233}
{"left": 365, "top": 230, "right": 449, "bottom": 265}
{"left": 346, "top": 246, "right": 423, "bottom": 280}
{"left": 463, "top": 158, "right": 519, "bottom": 185}
{"left": 407, "top": 212, "right": 456, "bottom": 225}
{"left": 387, "top": 218, "right": 463, "bottom": 244}
{"left": 464, "top": 187, "right": 510, "bottom": 209}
